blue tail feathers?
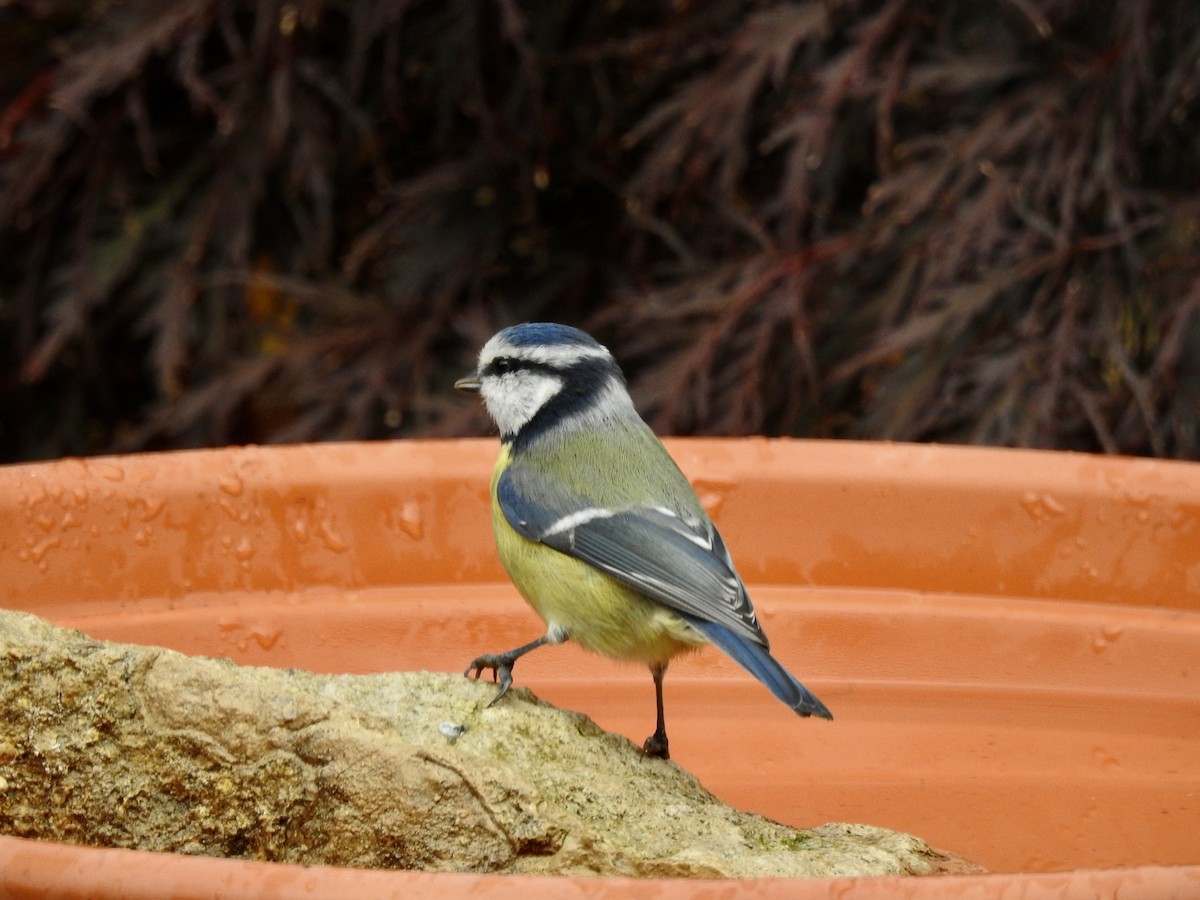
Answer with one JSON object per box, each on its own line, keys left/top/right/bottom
{"left": 684, "top": 617, "right": 833, "bottom": 720}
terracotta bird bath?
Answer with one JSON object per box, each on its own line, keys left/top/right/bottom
{"left": 0, "top": 439, "right": 1197, "bottom": 897}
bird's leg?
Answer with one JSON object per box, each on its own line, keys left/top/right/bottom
{"left": 464, "top": 635, "right": 554, "bottom": 707}
{"left": 641, "top": 661, "right": 670, "bottom": 760}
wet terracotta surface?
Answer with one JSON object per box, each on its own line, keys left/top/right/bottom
{"left": 0, "top": 438, "right": 1197, "bottom": 896}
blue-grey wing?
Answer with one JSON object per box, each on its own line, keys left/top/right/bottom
{"left": 497, "top": 464, "right": 768, "bottom": 647}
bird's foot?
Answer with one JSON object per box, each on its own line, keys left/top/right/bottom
{"left": 641, "top": 730, "right": 670, "bottom": 760}
{"left": 464, "top": 653, "right": 516, "bottom": 707}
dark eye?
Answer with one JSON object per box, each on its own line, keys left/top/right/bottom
{"left": 490, "top": 357, "right": 515, "bottom": 375}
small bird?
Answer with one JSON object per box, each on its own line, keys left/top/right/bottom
{"left": 455, "top": 323, "right": 831, "bottom": 759}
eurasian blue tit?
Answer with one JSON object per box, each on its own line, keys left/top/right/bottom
{"left": 455, "top": 322, "right": 831, "bottom": 759}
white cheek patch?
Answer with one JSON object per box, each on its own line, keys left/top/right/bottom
{"left": 482, "top": 371, "right": 564, "bottom": 436}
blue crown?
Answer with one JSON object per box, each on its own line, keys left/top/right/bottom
{"left": 499, "top": 322, "right": 602, "bottom": 349}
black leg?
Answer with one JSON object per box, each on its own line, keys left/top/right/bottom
{"left": 464, "top": 635, "right": 554, "bottom": 707}
{"left": 641, "top": 661, "right": 670, "bottom": 759}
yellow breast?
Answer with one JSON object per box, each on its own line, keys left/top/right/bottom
{"left": 489, "top": 447, "right": 704, "bottom": 664}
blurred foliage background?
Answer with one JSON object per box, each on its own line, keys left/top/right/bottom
{"left": 2, "top": 0, "right": 1199, "bottom": 463}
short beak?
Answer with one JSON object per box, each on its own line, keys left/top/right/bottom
{"left": 454, "top": 369, "right": 481, "bottom": 393}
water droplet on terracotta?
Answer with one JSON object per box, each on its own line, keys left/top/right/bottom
{"left": 291, "top": 516, "right": 310, "bottom": 542}
{"left": 26, "top": 536, "right": 61, "bottom": 564}
{"left": 1092, "top": 624, "right": 1124, "bottom": 653}
{"left": 219, "top": 474, "right": 245, "bottom": 498}
{"left": 1092, "top": 747, "right": 1121, "bottom": 772}
{"left": 133, "top": 528, "right": 150, "bottom": 547}
{"left": 94, "top": 462, "right": 125, "bottom": 482}
{"left": 218, "top": 500, "right": 255, "bottom": 525}
{"left": 217, "top": 618, "right": 251, "bottom": 653}
{"left": 389, "top": 500, "right": 424, "bottom": 540}
{"left": 136, "top": 497, "right": 165, "bottom": 522}
{"left": 1021, "top": 492, "right": 1067, "bottom": 521}
{"left": 317, "top": 519, "right": 349, "bottom": 553}
{"left": 233, "top": 537, "right": 255, "bottom": 561}
{"left": 249, "top": 626, "right": 282, "bottom": 651}
{"left": 692, "top": 479, "right": 735, "bottom": 519}
{"left": 1047, "top": 494, "right": 1067, "bottom": 514}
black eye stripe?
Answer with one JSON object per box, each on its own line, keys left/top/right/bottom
{"left": 483, "top": 356, "right": 558, "bottom": 377}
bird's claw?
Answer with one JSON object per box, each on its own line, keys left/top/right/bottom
{"left": 464, "top": 653, "right": 515, "bottom": 707}
{"left": 641, "top": 730, "right": 670, "bottom": 760}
